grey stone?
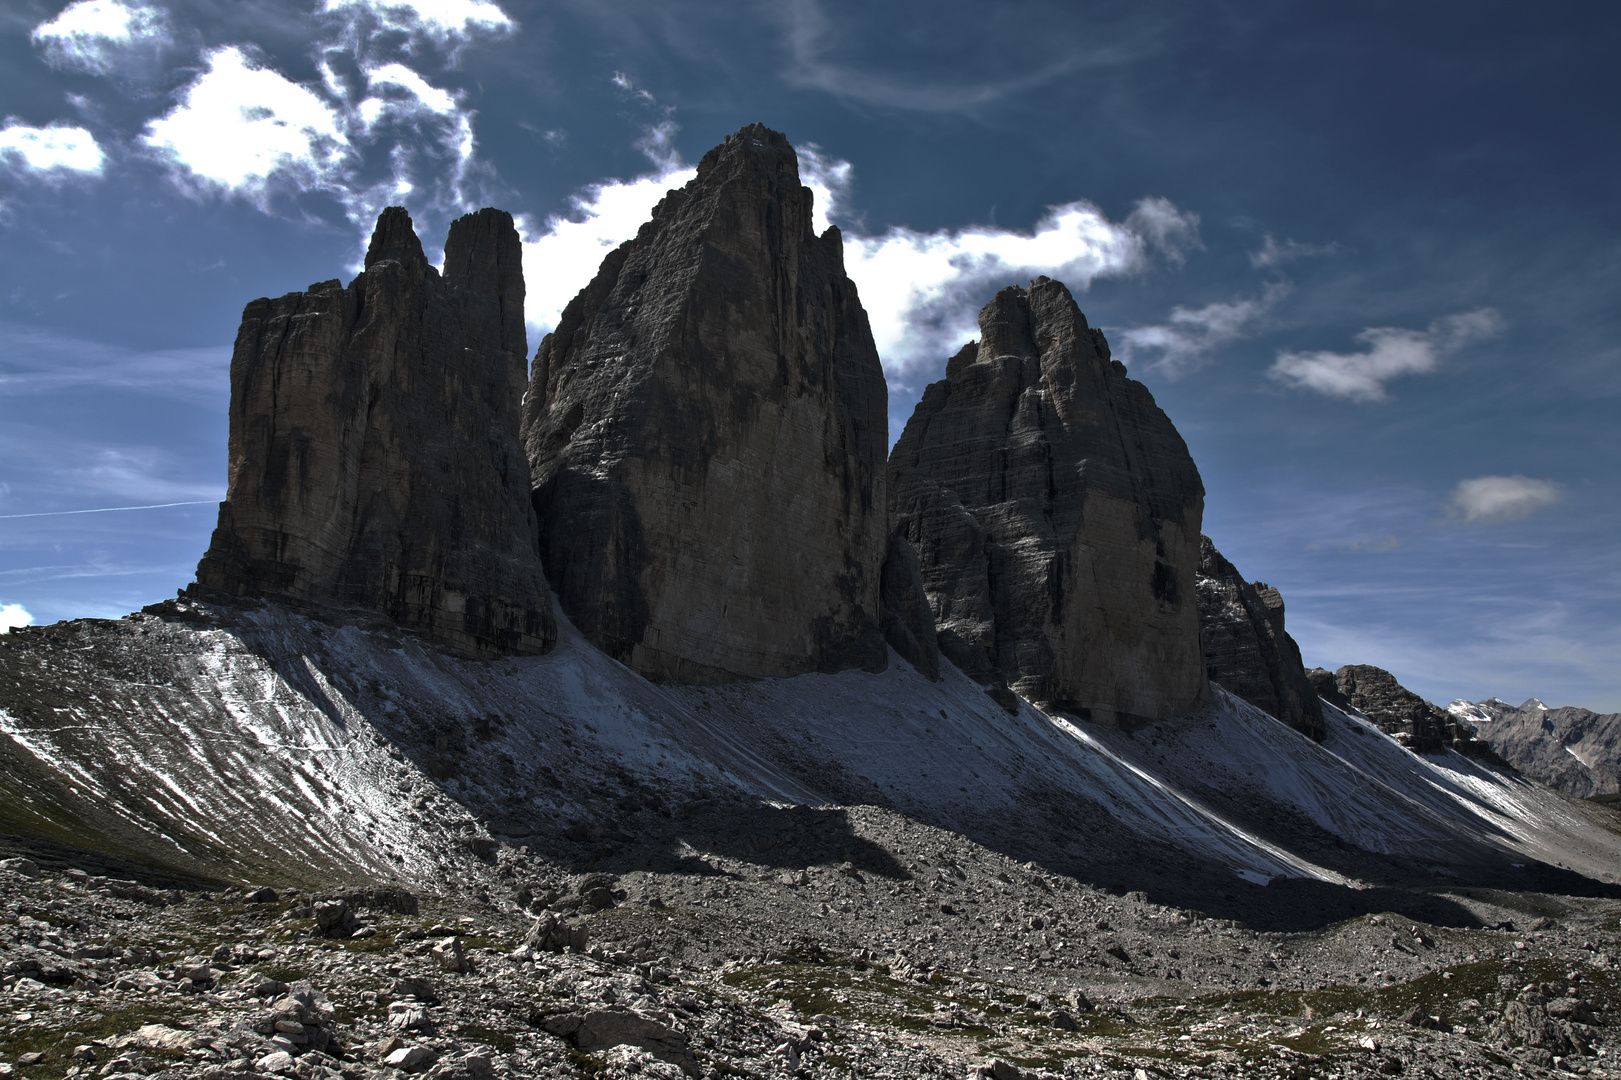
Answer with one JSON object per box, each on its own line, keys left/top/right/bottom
{"left": 1196, "top": 536, "right": 1324, "bottom": 739}
{"left": 0, "top": 857, "right": 39, "bottom": 878}
{"left": 194, "top": 206, "right": 555, "bottom": 659}
{"left": 889, "top": 279, "right": 1209, "bottom": 724}
{"left": 522, "top": 124, "right": 889, "bottom": 684}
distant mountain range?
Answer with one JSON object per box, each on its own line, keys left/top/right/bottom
{"left": 1447, "top": 697, "right": 1621, "bottom": 798}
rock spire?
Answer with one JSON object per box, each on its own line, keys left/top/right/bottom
{"left": 195, "top": 207, "right": 555, "bottom": 658}
{"left": 889, "top": 279, "right": 1209, "bottom": 724}
{"left": 1195, "top": 536, "right": 1324, "bottom": 739}
{"left": 521, "top": 123, "right": 890, "bottom": 683}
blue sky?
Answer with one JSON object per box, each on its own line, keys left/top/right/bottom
{"left": 1, "top": 0, "right": 1616, "bottom": 711}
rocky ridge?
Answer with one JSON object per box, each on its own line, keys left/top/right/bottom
{"left": 1448, "top": 698, "right": 1621, "bottom": 798}
{"left": 1308, "top": 665, "right": 1491, "bottom": 756}
{"left": 195, "top": 207, "right": 554, "bottom": 660}
{"left": 888, "top": 280, "right": 1208, "bottom": 726}
{"left": 1195, "top": 536, "right": 1324, "bottom": 740}
{"left": 520, "top": 123, "right": 889, "bottom": 684}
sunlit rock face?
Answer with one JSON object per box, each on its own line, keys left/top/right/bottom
{"left": 521, "top": 124, "right": 889, "bottom": 683}
{"left": 889, "top": 278, "right": 1209, "bottom": 726}
{"left": 196, "top": 207, "right": 555, "bottom": 658}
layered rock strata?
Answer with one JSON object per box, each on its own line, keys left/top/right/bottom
{"left": 889, "top": 279, "right": 1209, "bottom": 725}
{"left": 521, "top": 124, "right": 889, "bottom": 683}
{"left": 1196, "top": 536, "right": 1324, "bottom": 739}
{"left": 195, "top": 207, "right": 555, "bottom": 658}
{"left": 1450, "top": 698, "right": 1620, "bottom": 797}
{"left": 1309, "top": 665, "right": 1489, "bottom": 755}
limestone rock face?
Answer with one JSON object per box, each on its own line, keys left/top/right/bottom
{"left": 521, "top": 124, "right": 889, "bottom": 683}
{"left": 1311, "top": 665, "right": 1484, "bottom": 754}
{"left": 1196, "top": 537, "right": 1324, "bottom": 739}
{"left": 195, "top": 207, "right": 555, "bottom": 658}
{"left": 889, "top": 279, "right": 1209, "bottom": 725}
{"left": 1455, "top": 698, "right": 1621, "bottom": 797}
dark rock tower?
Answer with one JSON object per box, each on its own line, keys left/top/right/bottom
{"left": 521, "top": 124, "right": 890, "bottom": 683}
{"left": 195, "top": 207, "right": 555, "bottom": 657}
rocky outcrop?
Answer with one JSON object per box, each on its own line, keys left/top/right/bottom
{"left": 1450, "top": 698, "right": 1621, "bottom": 797}
{"left": 889, "top": 279, "right": 1209, "bottom": 726}
{"left": 1195, "top": 537, "right": 1324, "bottom": 739}
{"left": 195, "top": 207, "right": 555, "bottom": 658}
{"left": 521, "top": 124, "right": 889, "bottom": 683}
{"left": 1309, "top": 665, "right": 1488, "bottom": 755}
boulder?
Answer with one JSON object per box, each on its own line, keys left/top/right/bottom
{"left": 521, "top": 123, "right": 889, "bottom": 683}
{"left": 1195, "top": 536, "right": 1324, "bottom": 739}
{"left": 542, "top": 1009, "right": 695, "bottom": 1074}
{"left": 194, "top": 206, "right": 555, "bottom": 658}
{"left": 889, "top": 279, "right": 1208, "bottom": 725}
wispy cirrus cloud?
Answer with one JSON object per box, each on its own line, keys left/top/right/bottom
{"left": 30, "top": 0, "right": 170, "bottom": 75}
{"left": 1117, "top": 281, "right": 1289, "bottom": 378}
{"left": 1248, "top": 234, "right": 1339, "bottom": 268}
{"left": 0, "top": 321, "right": 227, "bottom": 405}
{"left": 1446, "top": 475, "right": 1562, "bottom": 524}
{"left": 1268, "top": 308, "right": 1505, "bottom": 402}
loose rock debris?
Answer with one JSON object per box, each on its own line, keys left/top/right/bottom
{"left": 2, "top": 842, "right": 1619, "bottom": 1079}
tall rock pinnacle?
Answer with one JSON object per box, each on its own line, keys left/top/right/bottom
{"left": 195, "top": 207, "right": 556, "bottom": 658}
{"left": 521, "top": 124, "right": 890, "bottom": 683}
{"left": 889, "top": 279, "right": 1209, "bottom": 724}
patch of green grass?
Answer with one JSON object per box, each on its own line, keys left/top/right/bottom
{"left": 0, "top": 1002, "right": 188, "bottom": 1079}
{"left": 454, "top": 1023, "right": 517, "bottom": 1054}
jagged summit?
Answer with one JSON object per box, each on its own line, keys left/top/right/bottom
{"left": 195, "top": 206, "right": 555, "bottom": 658}
{"left": 889, "top": 278, "right": 1209, "bottom": 725}
{"left": 520, "top": 123, "right": 891, "bottom": 684}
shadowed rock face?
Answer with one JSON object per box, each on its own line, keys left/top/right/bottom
{"left": 889, "top": 278, "right": 1209, "bottom": 725}
{"left": 1196, "top": 536, "right": 1325, "bottom": 740}
{"left": 521, "top": 123, "right": 889, "bottom": 683}
{"left": 195, "top": 207, "right": 555, "bottom": 658}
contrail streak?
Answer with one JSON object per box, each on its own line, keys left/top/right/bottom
{"left": 0, "top": 499, "right": 216, "bottom": 520}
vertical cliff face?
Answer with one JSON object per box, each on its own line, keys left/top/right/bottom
{"left": 1196, "top": 536, "right": 1325, "bottom": 739}
{"left": 195, "top": 207, "right": 555, "bottom": 658}
{"left": 520, "top": 124, "right": 890, "bottom": 683}
{"left": 889, "top": 279, "right": 1209, "bottom": 725}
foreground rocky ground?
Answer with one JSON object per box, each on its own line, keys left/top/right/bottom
{"left": 3, "top": 801, "right": 1619, "bottom": 1080}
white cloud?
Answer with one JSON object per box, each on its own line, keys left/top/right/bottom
{"left": 31, "top": 0, "right": 168, "bottom": 75}
{"left": 320, "top": 0, "right": 515, "bottom": 44}
{"left": 796, "top": 142, "right": 852, "bottom": 235}
{"left": 0, "top": 603, "right": 32, "bottom": 633}
{"left": 1125, "top": 196, "right": 1201, "bottom": 265}
{"left": 843, "top": 201, "right": 1149, "bottom": 381}
{"left": 1447, "top": 475, "right": 1562, "bottom": 524}
{"left": 1118, "top": 281, "right": 1289, "bottom": 378}
{"left": 143, "top": 38, "right": 484, "bottom": 242}
{"left": 519, "top": 162, "right": 697, "bottom": 334}
{"left": 1249, "top": 233, "right": 1339, "bottom": 268}
{"left": 1268, "top": 308, "right": 1505, "bottom": 402}
{"left": 0, "top": 122, "right": 105, "bottom": 176}
{"left": 142, "top": 47, "right": 350, "bottom": 200}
